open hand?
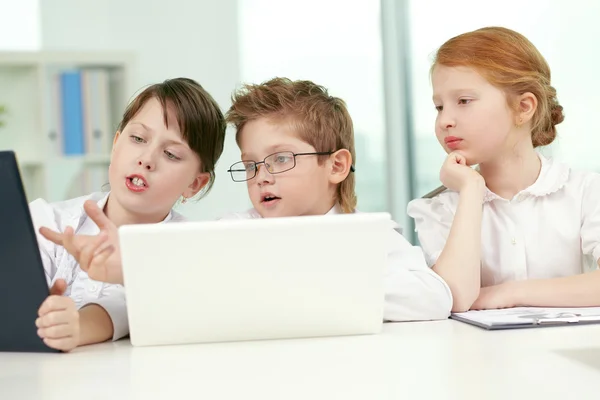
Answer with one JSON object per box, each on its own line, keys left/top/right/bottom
{"left": 40, "top": 200, "right": 124, "bottom": 285}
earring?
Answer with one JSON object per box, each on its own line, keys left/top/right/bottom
{"left": 181, "top": 196, "right": 187, "bottom": 204}
{"left": 515, "top": 117, "right": 523, "bottom": 128}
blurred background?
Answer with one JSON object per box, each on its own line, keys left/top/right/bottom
{"left": 0, "top": 0, "right": 598, "bottom": 243}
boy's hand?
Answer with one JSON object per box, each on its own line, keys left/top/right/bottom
{"left": 39, "top": 200, "right": 124, "bottom": 285}
{"left": 36, "top": 279, "right": 80, "bottom": 352}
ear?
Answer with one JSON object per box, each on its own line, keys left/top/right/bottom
{"left": 183, "top": 172, "right": 211, "bottom": 198}
{"left": 108, "top": 131, "right": 122, "bottom": 166}
{"left": 328, "top": 149, "right": 353, "bottom": 185}
{"left": 112, "top": 131, "right": 121, "bottom": 152}
{"left": 516, "top": 92, "right": 537, "bottom": 126}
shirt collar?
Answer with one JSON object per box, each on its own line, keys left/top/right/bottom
{"left": 95, "top": 191, "right": 110, "bottom": 209}
{"left": 88, "top": 191, "right": 174, "bottom": 224}
{"left": 325, "top": 203, "right": 343, "bottom": 215}
{"left": 248, "top": 203, "right": 345, "bottom": 218}
{"left": 483, "top": 152, "right": 570, "bottom": 203}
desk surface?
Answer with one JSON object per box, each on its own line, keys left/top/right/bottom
{"left": 2, "top": 320, "right": 599, "bottom": 400}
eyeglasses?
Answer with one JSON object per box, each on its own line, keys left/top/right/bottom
{"left": 227, "top": 151, "right": 335, "bottom": 182}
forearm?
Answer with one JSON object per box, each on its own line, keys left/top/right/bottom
{"left": 78, "top": 304, "right": 114, "bottom": 346}
{"left": 514, "top": 270, "right": 600, "bottom": 307}
{"left": 433, "top": 183, "right": 484, "bottom": 312}
{"left": 385, "top": 267, "right": 452, "bottom": 321}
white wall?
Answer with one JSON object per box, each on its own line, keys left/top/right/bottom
{"left": 0, "top": 0, "right": 40, "bottom": 50}
{"left": 39, "top": 0, "right": 251, "bottom": 220}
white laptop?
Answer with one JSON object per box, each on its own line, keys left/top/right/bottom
{"left": 118, "top": 212, "right": 393, "bottom": 347}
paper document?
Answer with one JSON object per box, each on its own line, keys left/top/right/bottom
{"left": 451, "top": 307, "right": 600, "bottom": 330}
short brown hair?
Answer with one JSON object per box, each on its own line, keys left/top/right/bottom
{"left": 433, "top": 26, "right": 564, "bottom": 147}
{"left": 118, "top": 77, "right": 226, "bottom": 197}
{"left": 226, "top": 77, "right": 356, "bottom": 212}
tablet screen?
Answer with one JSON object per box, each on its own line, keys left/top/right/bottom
{"left": 0, "top": 151, "right": 58, "bottom": 352}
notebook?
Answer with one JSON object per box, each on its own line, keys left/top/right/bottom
{"left": 451, "top": 307, "right": 600, "bottom": 330}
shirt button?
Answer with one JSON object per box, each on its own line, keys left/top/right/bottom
{"left": 90, "top": 285, "right": 98, "bottom": 293}
{"left": 511, "top": 237, "right": 516, "bottom": 245}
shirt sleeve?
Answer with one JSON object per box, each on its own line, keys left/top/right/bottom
{"left": 88, "top": 284, "right": 129, "bottom": 341}
{"left": 383, "top": 228, "right": 453, "bottom": 321}
{"left": 580, "top": 173, "right": 600, "bottom": 265}
{"left": 28, "top": 198, "right": 59, "bottom": 286}
{"left": 406, "top": 194, "right": 456, "bottom": 267}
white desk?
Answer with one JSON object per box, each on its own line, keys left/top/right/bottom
{"left": 2, "top": 320, "right": 599, "bottom": 400}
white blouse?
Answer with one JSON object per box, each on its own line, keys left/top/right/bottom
{"left": 29, "top": 191, "right": 185, "bottom": 340}
{"left": 220, "top": 205, "right": 453, "bottom": 321}
{"left": 407, "top": 153, "right": 600, "bottom": 287}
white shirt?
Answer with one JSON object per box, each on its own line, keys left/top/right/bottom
{"left": 220, "top": 205, "right": 453, "bottom": 321}
{"left": 407, "top": 153, "right": 600, "bottom": 287}
{"left": 29, "top": 191, "right": 186, "bottom": 340}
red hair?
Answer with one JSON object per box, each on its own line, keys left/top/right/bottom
{"left": 433, "top": 26, "right": 564, "bottom": 147}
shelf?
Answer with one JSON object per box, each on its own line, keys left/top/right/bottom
{"left": 18, "top": 154, "right": 111, "bottom": 168}
{"left": 18, "top": 159, "right": 43, "bottom": 168}
{"left": 0, "top": 50, "right": 131, "bottom": 201}
{"left": 0, "top": 51, "right": 134, "bottom": 68}
{"left": 67, "top": 154, "right": 111, "bottom": 164}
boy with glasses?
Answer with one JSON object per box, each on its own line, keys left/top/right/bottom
{"left": 222, "top": 77, "right": 452, "bottom": 321}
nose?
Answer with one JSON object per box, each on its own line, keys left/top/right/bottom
{"left": 137, "top": 151, "right": 156, "bottom": 171}
{"left": 437, "top": 109, "right": 456, "bottom": 130}
{"left": 256, "top": 164, "right": 274, "bottom": 185}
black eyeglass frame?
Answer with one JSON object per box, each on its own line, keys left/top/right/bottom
{"left": 227, "top": 150, "right": 355, "bottom": 182}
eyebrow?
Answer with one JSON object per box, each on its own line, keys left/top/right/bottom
{"left": 129, "top": 121, "right": 185, "bottom": 146}
{"left": 163, "top": 138, "right": 186, "bottom": 147}
{"left": 129, "top": 121, "right": 153, "bottom": 131}
{"left": 242, "top": 144, "right": 298, "bottom": 158}
{"left": 241, "top": 145, "right": 297, "bottom": 161}
{"left": 432, "top": 88, "right": 478, "bottom": 101}
{"left": 269, "top": 144, "right": 296, "bottom": 153}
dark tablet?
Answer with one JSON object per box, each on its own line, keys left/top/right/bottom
{"left": 0, "top": 151, "right": 59, "bottom": 353}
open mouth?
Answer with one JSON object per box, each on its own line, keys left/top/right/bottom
{"left": 129, "top": 177, "right": 147, "bottom": 187}
{"left": 126, "top": 175, "right": 149, "bottom": 192}
{"left": 261, "top": 194, "right": 281, "bottom": 204}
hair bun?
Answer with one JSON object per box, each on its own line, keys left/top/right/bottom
{"left": 551, "top": 103, "right": 564, "bottom": 126}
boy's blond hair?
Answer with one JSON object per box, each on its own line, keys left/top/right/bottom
{"left": 225, "top": 77, "right": 357, "bottom": 213}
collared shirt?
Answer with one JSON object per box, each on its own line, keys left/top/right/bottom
{"left": 220, "top": 205, "right": 453, "bottom": 321}
{"left": 407, "top": 153, "right": 600, "bottom": 287}
{"left": 29, "top": 191, "right": 185, "bottom": 340}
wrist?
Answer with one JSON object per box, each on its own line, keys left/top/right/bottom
{"left": 76, "top": 308, "right": 84, "bottom": 346}
{"left": 460, "top": 177, "right": 486, "bottom": 197}
{"left": 507, "top": 280, "right": 526, "bottom": 307}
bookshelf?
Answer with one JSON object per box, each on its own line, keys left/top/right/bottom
{"left": 0, "top": 51, "right": 134, "bottom": 202}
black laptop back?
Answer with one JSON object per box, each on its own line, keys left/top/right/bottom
{"left": 0, "top": 151, "right": 58, "bottom": 352}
